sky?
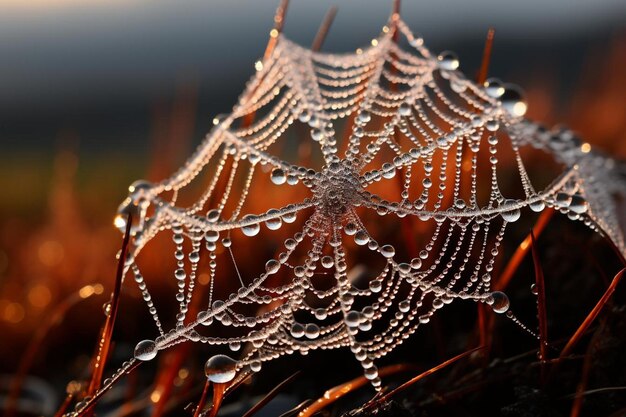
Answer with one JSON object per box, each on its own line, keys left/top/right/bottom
{"left": 1, "top": 0, "right": 625, "bottom": 151}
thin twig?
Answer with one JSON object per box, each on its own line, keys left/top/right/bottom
{"left": 311, "top": 7, "right": 337, "bottom": 52}
{"left": 242, "top": 372, "right": 300, "bottom": 417}
{"left": 192, "top": 379, "right": 211, "bottom": 417}
{"left": 569, "top": 319, "right": 605, "bottom": 417}
{"left": 263, "top": 0, "right": 290, "bottom": 61}
{"left": 476, "top": 28, "right": 495, "bottom": 84}
{"left": 86, "top": 212, "right": 133, "bottom": 397}
{"left": 495, "top": 208, "right": 554, "bottom": 291}
{"left": 364, "top": 346, "right": 483, "bottom": 410}
{"left": 530, "top": 230, "right": 548, "bottom": 382}
{"left": 298, "top": 364, "right": 411, "bottom": 417}
{"left": 559, "top": 267, "right": 625, "bottom": 359}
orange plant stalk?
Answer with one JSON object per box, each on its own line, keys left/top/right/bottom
{"left": 298, "top": 364, "right": 411, "bottom": 417}
{"left": 241, "top": 372, "right": 300, "bottom": 417}
{"left": 495, "top": 208, "right": 554, "bottom": 291}
{"left": 86, "top": 212, "right": 134, "bottom": 398}
{"left": 559, "top": 267, "right": 625, "bottom": 360}
{"left": 363, "top": 346, "right": 483, "bottom": 411}
{"left": 530, "top": 230, "right": 548, "bottom": 382}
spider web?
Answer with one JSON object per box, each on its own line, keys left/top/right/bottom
{"left": 104, "top": 17, "right": 626, "bottom": 393}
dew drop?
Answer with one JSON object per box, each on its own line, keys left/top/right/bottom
{"left": 354, "top": 230, "right": 370, "bottom": 246}
{"left": 358, "top": 110, "right": 371, "bottom": 123}
{"left": 380, "top": 244, "right": 395, "bottom": 258}
{"left": 114, "top": 199, "right": 141, "bottom": 234}
{"left": 321, "top": 256, "right": 334, "bottom": 268}
{"left": 487, "top": 291, "right": 510, "bottom": 314}
{"left": 483, "top": 78, "right": 504, "bottom": 98}
{"left": 345, "top": 311, "right": 361, "bottom": 327}
{"left": 265, "top": 259, "right": 280, "bottom": 274}
{"left": 270, "top": 168, "right": 287, "bottom": 185}
{"left": 265, "top": 213, "right": 283, "bottom": 230}
{"left": 437, "top": 51, "right": 459, "bottom": 71}
{"left": 314, "top": 308, "right": 328, "bottom": 320}
{"left": 369, "top": 280, "right": 382, "bottom": 293}
{"left": 501, "top": 85, "right": 527, "bottom": 117}
{"left": 205, "top": 230, "right": 220, "bottom": 242}
{"left": 204, "top": 355, "right": 238, "bottom": 383}
{"left": 568, "top": 194, "right": 588, "bottom": 214}
{"left": 207, "top": 209, "right": 220, "bottom": 223}
{"left": 530, "top": 283, "right": 538, "bottom": 295}
{"left": 134, "top": 339, "right": 158, "bottom": 361}
{"left": 291, "top": 323, "right": 305, "bottom": 338}
{"left": 529, "top": 199, "right": 546, "bottom": 212}
{"left": 175, "top": 268, "right": 186, "bottom": 281}
{"left": 398, "top": 102, "right": 412, "bottom": 116}
{"left": 500, "top": 199, "right": 521, "bottom": 223}
{"left": 305, "top": 323, "right": 320, "bottom": 339}
{"left": 241, "top": 215, "right": 260, "bottom": 236}
{"left": 344, "top": 222, "right": 358, "bottom": 235}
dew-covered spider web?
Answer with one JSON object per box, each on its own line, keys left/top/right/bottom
{"left": 76, "top": 14, "right": 626, "bottom": 408}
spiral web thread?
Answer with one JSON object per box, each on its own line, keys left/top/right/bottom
{"left": 81, "top": 15, "right": 626, "bottom": 404}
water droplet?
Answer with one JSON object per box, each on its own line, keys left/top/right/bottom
{"left": 271, "top": 168, "right": 287, "bottom": 185}
{"left": 568, "top": 194, "right": 588, "bottom": 214}
{"left": 204, "top": 354, "right": 237, "bottom": 383}
{"left": 501, "top": 84, "right": 527, "bottom": 117}
{"left": 265, "top": 259, "right": 280, "bottom": 274}
{"left": 321, "top": 256, "right": 334, "bottom": 268}
{"left": 454, "top": 199, "right": 466, "bottom": 209}
{"left": 250, "top": 360, "right": 262, "bottom": 372}
{"left": 358, "top": 110, "right": 371, "bottom": 123}
{"left": 305, "top": 323, "right": 320, "bottom": 339}
{"left": 291, "top": 323, "right": 305, "bottom": 338}
{"left": 344, "top": 223, "right": 358, "bottom": 235}
{"left": 241, "top": 215, "right": 260, "bottom": 236}
{"left": 354, "top": 230, "right": 370, "bottom": 245}
{"left": 175, "top": 268, "right": 186, "bottom": 281}
{"left": 437, "top": 51, "right": 459, "bottom": 71}
{"left": 345, "top": 311, "right": 361, "bottom": 327}
{"left": 500, "top": 199, "right": 521, "bottom": 222}
{"left": 265, "top": 210, "right": 283, "bottom": 230}
{"left": 207, "top": 209, "right": 220, "bottom": 223}
{"left": 134, "top": 339, "right": 158, "bottom": 361}
{"left": 483, "top": 78, "right": 504, "bottom": 98}
{"left": 529, "top": 199, "right": 545, "bottom": 212}
{"left": 380, "top": 245, "right": 395, "bottom": 258}
{"left": 487, "top": 291, "right": 510, "bottom": 314}
{"left": 530, "top": 283, "right": 538, "bottom": 295}
{"left": 205, "top": 230, "right": 220, "bottom": 242}
{"left": 398, "top": 102, "right": 412, "bottom": 116}
{"left": 114, "top": 199, "right": 141, "bottom": 234}
{"left": 486, "top": 120, "right": 499, "bottom": 132}
{"left": 314, "top": 308, "right": 328, "bottom": 320}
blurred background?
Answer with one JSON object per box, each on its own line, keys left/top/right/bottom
{"left": 1, "top": 0, "right": 626, "bottom": 415}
